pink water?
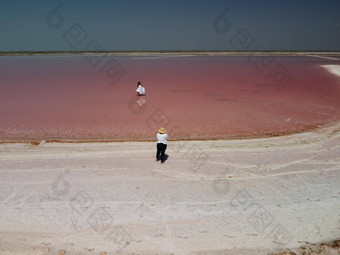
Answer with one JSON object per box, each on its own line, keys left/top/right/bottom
{"left": 1, "top": 54, "right": 340, "bottom": 142}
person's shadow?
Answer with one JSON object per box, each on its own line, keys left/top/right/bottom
{"left": 157, "top": 154, "right": 169, "bottom": 163}
{"left": 162, "top": 154, "right": 169, "bottom": 163}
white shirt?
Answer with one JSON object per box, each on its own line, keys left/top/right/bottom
{"left": 136, "top": 85, "right": 145, "bottom": 95}
{"left": 157, "top": 133, "right": 168, "bottom": 144}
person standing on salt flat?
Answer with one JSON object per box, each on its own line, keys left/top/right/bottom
{"left": 156, "top": 127, "right": 168, "bottom": 163}
{"left": 136, "top": 82, "right": 146, "bottom": 96}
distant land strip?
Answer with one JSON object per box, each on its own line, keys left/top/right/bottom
{"left": 0, "top": 51, "right": 340, "bottom": 56}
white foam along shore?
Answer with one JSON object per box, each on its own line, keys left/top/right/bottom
{"left": 321, "top": 64, "right": 340, "bottom": 78}
{"left": 0, "top": 121, "right": 340, "bottom": 254}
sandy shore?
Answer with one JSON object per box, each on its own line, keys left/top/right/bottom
{"left": 0, "top": 121, "right": 339, "bottom": 254}
{"left": 321, "top": 64, "right": 340, "bottom": 77}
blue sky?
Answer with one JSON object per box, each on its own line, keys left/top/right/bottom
{"left": 0, "top": 0, "right": 340, "bottom": 51}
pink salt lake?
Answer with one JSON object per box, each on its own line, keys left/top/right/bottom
{"left": 0, "top": 54, "right": 340, "bottom": 142}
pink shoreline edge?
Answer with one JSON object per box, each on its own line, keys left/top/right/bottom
{"left": 1, "top": 120, "right": 339, "bottom": 144}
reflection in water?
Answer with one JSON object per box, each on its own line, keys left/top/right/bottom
{"left": 137, "top": 96, "right": 146, "bottom": 109}
{"left": 128, "top": 94, "right": 146, "bottom": 115}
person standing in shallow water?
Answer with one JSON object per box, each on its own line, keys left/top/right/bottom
{"left": 136, "top": 82, "right": 145, "bottom": 96}
{"left": 156, "top": 127, "right": 168, "bottom": 163}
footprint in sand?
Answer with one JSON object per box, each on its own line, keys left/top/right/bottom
{"left": 246, "top": 233, "right": 258, "bottom": 237}
{"left": 199, "top": 230, "right": 208, "bottom": 233}
{"left": 224, "top": 234, "right": 235, "bottom": 238}
{"left": 177, "top": 235, "right": 189, "bottom": 239}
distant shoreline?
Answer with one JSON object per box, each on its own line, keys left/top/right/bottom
{"left": 0, "top": 51, "right": 340, "bottom": 56}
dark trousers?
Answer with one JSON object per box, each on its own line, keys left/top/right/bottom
{"left": 156, "top": 143, "right": 167, "bottom": 162}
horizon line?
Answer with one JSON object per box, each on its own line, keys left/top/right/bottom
{"left": 1, "top": 50, "right": 340, "bottom": 56}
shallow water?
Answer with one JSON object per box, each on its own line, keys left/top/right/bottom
{"left": 1, "top": 54, "right": 340, "bottom": 141}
